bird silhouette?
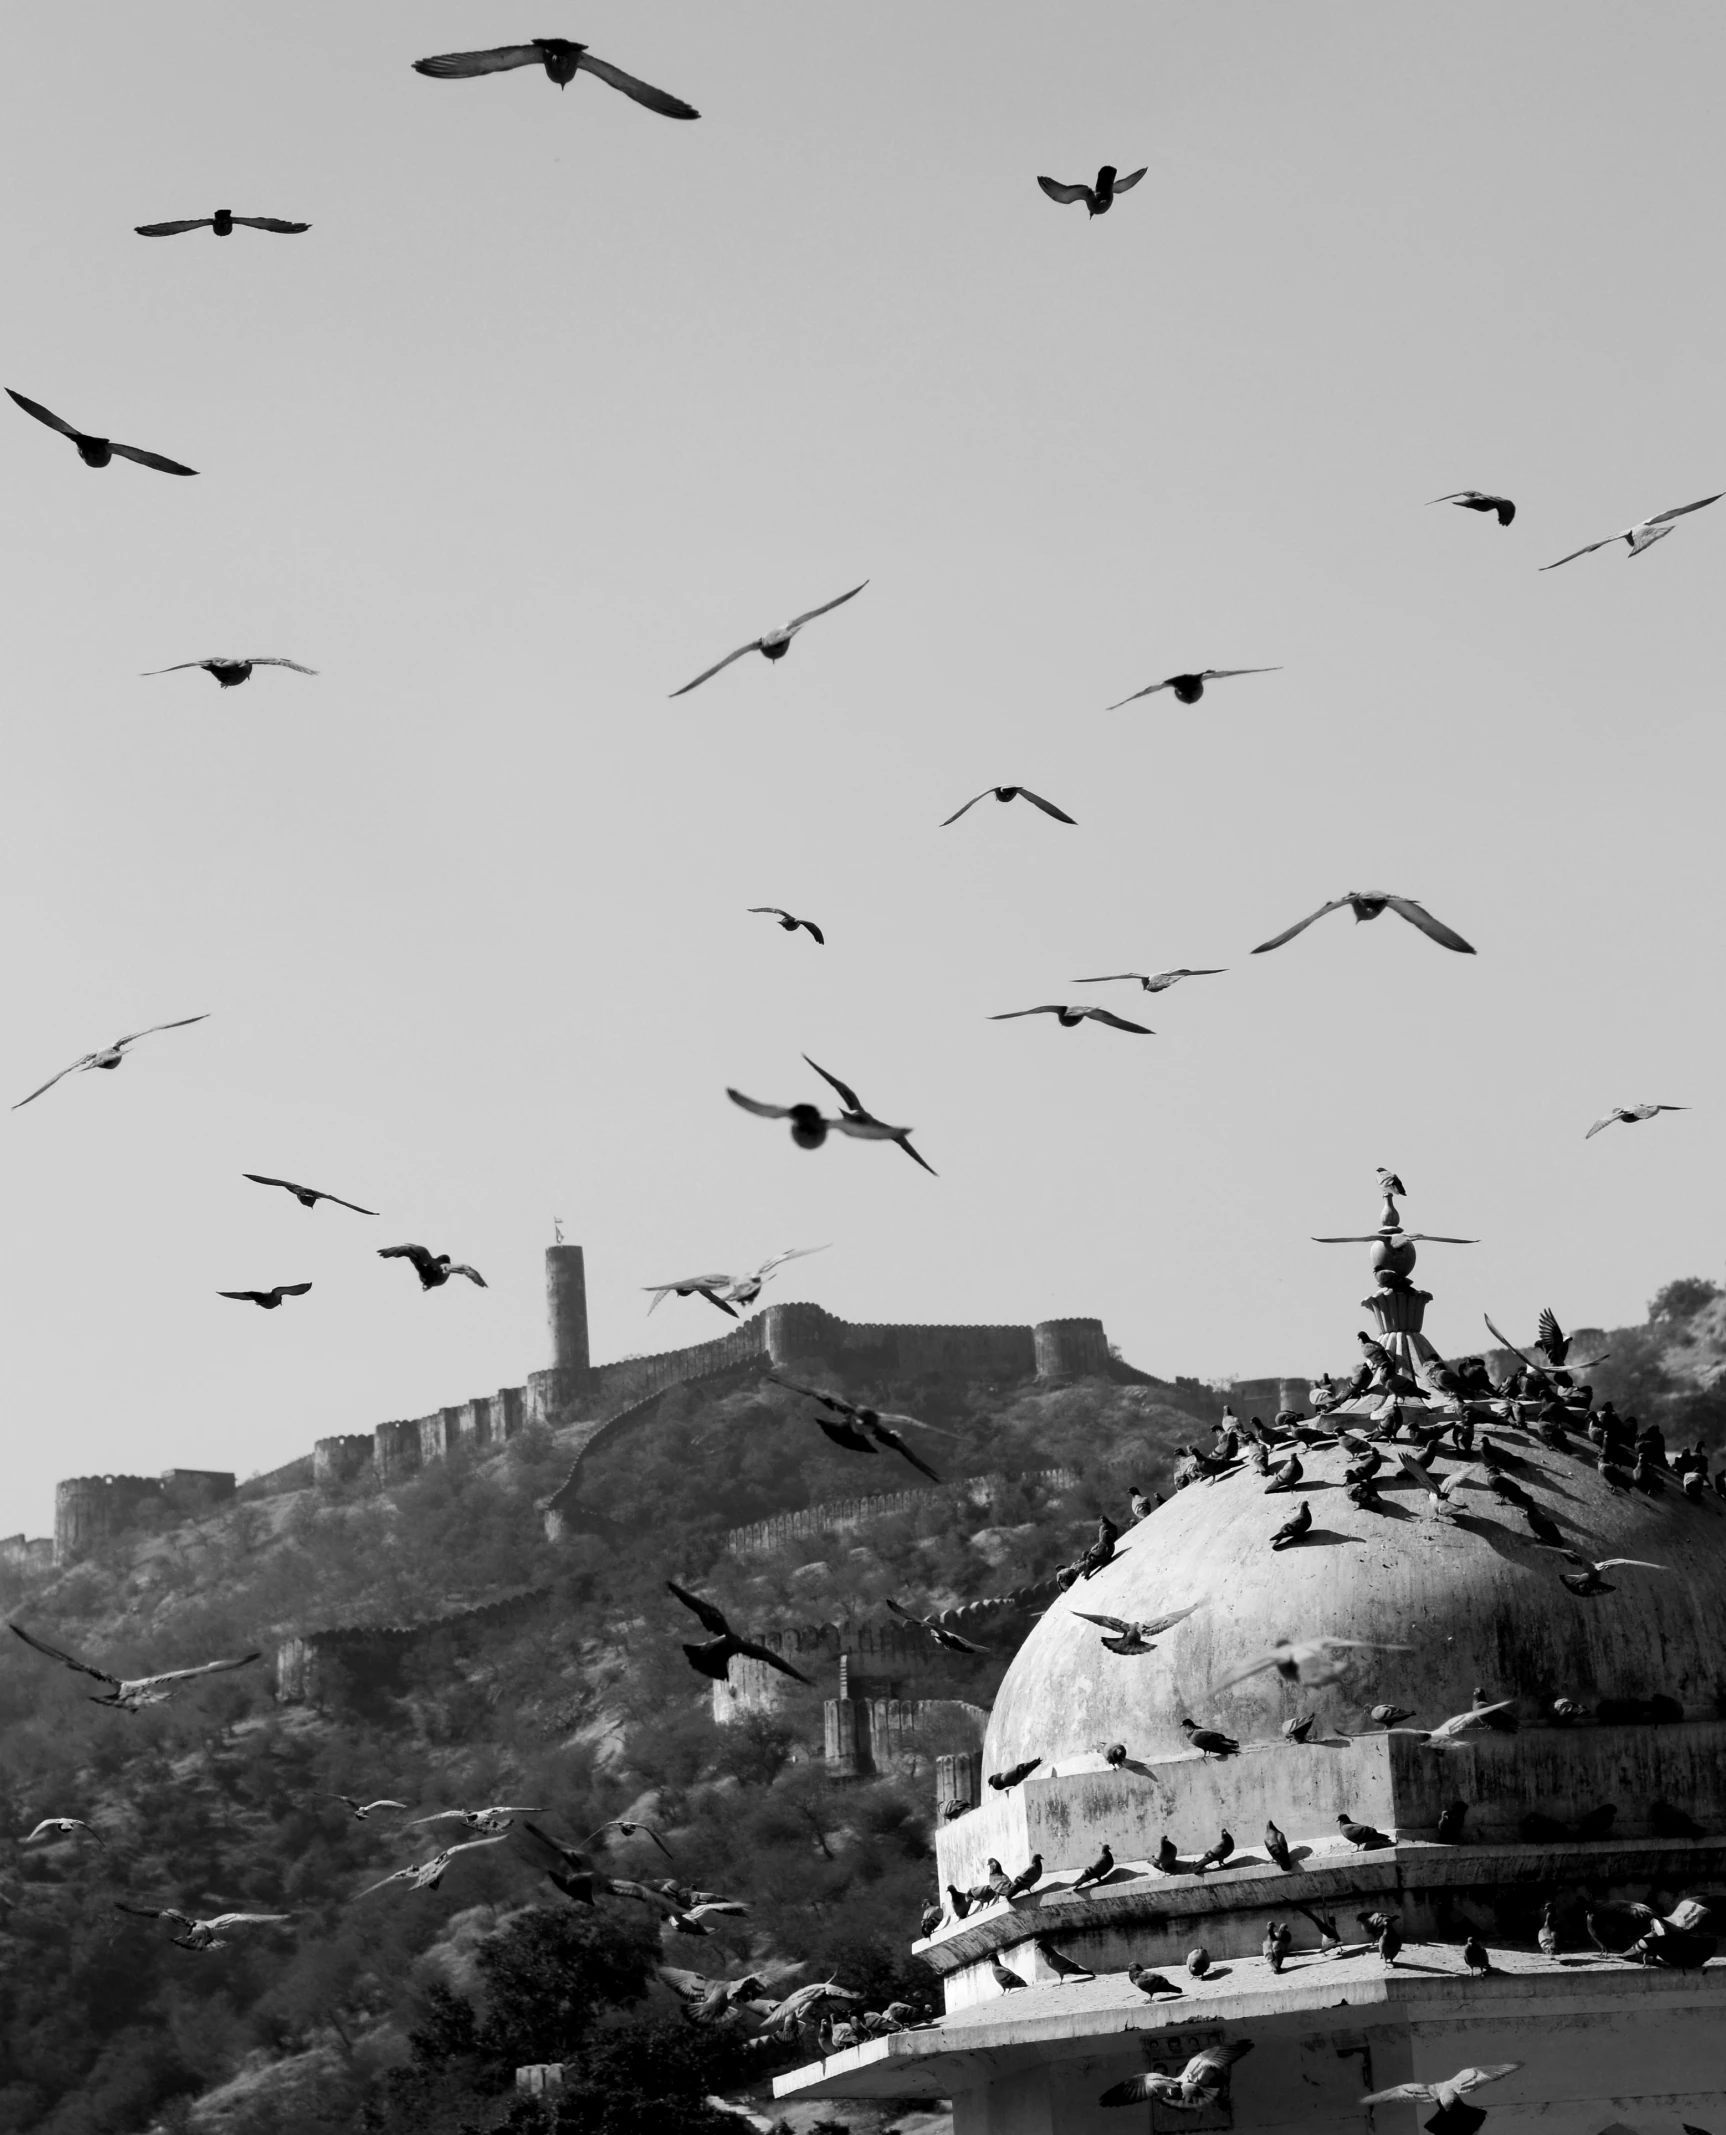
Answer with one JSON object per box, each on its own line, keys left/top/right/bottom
{"left": 1253, "top": 892, "right": 1475, "bottom": 955}
{"left": 378, "top": 1245, "right": 486, "bottom": 1289}
{"left": 243, "top": 1173, "right": 375, "bottom": 1215}
{"left": 136, "top": 209, "right": 308, "bottom": 236}
{"left": 1360, "top": 2062, "right": 1522, "bottom": 2135}
{"left": 1107, "top": 666, "right": 1279, "bottom": 708}
{"left": 1037, "top": 1938, "right": 1095, "bottom": 1981}
{"left": 7, "top": 388, "right": 196, "bottom": 473}
{"left": 1265, "top": 1819, "right": 1293, "bottom": 1870}
{"left": 988, "top": 1758, "right": 1042, "bottom": 1791}
{"left": 942, "top": 784, "right": 1076, "bottom": 827}
{"left": 1036, "top": 164, "right": 1146, "bottom": 216}
{"left": 115, "top": 1902, "right": 292, "bottom": 1950}
{"left": 1429, "top": 490, "right": 1515, "bottom": 526}
{"left": 356, "top": 1835, "right": 509, "bottom": 1901}
{"left": 802, "top": 1056, "right": 936, "bottom": 1174}
{"left": 410, "top": 1803, "right": 543, "bottom": 1834}
{"left": 1100, "top": 2041, "right": 1254, "bottom": 2108}
{"left": 1336, "top": 1811, "right": 1392, "bottom": 1849}
{"left": 412, "top": 38, "right": 699, "bottom": 119}
{"left": 1071, "top": 1603, "right": 1199, "bottom": 1656}
{"left": 327, "top": 1796, "right": 409, "bottom": 1820}
{"left": 990, "top": 1004, "right": 1152, "bottom": 1034}
{"left": 10, "top": 1623, "right": 258, "bottom": 1712}
{"left": 1585, "top": 1103, "right": 1688, "bottom": 1139}
{"left": 773, "top": 1380, "right": 953, "bottom": 1480}
{"left": 1540, "top": 1547, "right": 1668, "bottom": 1597}
{"left": 144, "top": 657, "right": 316, "bottom": 688}
{"left": 1070, "top": 967, "right": 1225, "bottom": 991}
{"left": 644, "top": 1246, "right": 826, "bottom": 1319}
{"left": 218, "top": 1283, "right": 312, "bottom": 1310}
{"left": 671, "top": 583, "right": 865, "bottom": 694}
{"left": 21, "top": 1818, "right": 104, "bottom": 1846}
{"left": 1542, "top": 492, "right": 1722, "bottom": 569}
{"left": 13, "top": 1015, "right": 209, "bottom": 1109}
{"left": 1270, "top": 1500, "right": 1313, "bottom": 1549}
{"left": 747, "top": 907, "right": 823, "bottom": 944}
{"left": 1071, "top": 1843, "right": 1114, "bottom": 1891}
{"left": 727, "top": 1087, "right": 915, "bottom": 1156}
{"left": 665, "top": 1583, "right": 814, "bottom": 1687}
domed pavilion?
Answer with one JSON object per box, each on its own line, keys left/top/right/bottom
{"left": 776, "top": 1184, "right": 1726, "bottom": 2134}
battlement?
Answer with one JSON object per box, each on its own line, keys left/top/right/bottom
{"left": 54, "top": 1469, "right": 235, "bottom": 1566}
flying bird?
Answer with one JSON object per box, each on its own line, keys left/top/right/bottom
{"left": 1100, "top": 2041, "right": 1254, "bottom": 2109}
{"left": 644, "top": 1246, "right": 827, "bottom": 1319}
{"left": 884, "top": 1597, "right": 987, "bottom": 1653}
{"left": 1107, "top": 667, "right": 1280, "bottom": 709}
{"left": 7, "top": 388, "right": 196, "bottom": 474}
{"left": 771, "top": 1378, "right": 953, "bottom": 1479}
{"left": 1070, "top": 968, "right": 1225, "bottom": 992}
{"left": 1419, "top": 1699, "right": 1516, "bottom": 1746}
{"left": 377, "top": 1245, "right": 486, "bottom": 1289}
{"left": 327, "top": 1796, "right": 409, "bottom": 1820}
{"left": 802, "top": 1056, "right": 936, "bottom": 1175}
{"left": 243, "top": 1173, "right": 375, "bottom": 1215}
{"left": 1585, "top": 1103, "right": 1688, "bottom": 1140}
{"left": 1252, "top": 893, "right": 1475, "bottom": 955}
{"left": 143, "top": 657, "right": 316, "bottom": 688}
{"left": 1429, "top": 491, "right": 1515, "bottom": 526}
{"left": 666, "top": 1583, "right": 814, "bottom": 1687}
{"left": 410, "top": 1803, "right": 543, "bottom": 1834}
{"left": 990, "top": 1005, "right": 1152, "bottom": 1034}
{"left": 943, "top": 785, "right": 1075, "bottom": 826}
{"left": 1542, "top": 492, "right": 1722, "bottom": 569}
{"left": 218, "top": 1283, "right": 312, "bottom": 1310}
{"left": 115, "top": 1902, "right": 292, "bottom": 1950}
{"left": 1215, "top": 1635, "right": 1409, "bottom": 1692}
{"left": 727, "top": 1088, "right": 915, "bottom": 1155}
{"left": 988, "top": 1758, "right": 1042, "bottom": 1791}
{"left": 1359, "top": 2062, "right": 1522, "bottom": 2135}
{"left": 671, "top": 583, "right": 865, "bottom": 695}
{"left": 12, "top": 1015, "right": 209, "bottom": 1109}
{"left": 1036, "top": 164, "right": 1146, "bottom": 216}
{"left": 578, "top": 1818, "right": 675, "bottom": 1861}
{"left": 747, "top": 908, "right": 823, "bottom": 944}
{"left": 1541, "top": 1547, "right": 1668, "bottom": 1597}
{"left": 136, "top": 209, "right": 309, "bottom": 236}
{"left": 21, "top": 1818, "right": 104, "bottom": 1846}
{"left": 356, "top": 1835, "right": 508, "bottom": 1900}
{"left": 1071, "top": 1603, "right": 1200, "bottom": 1656}
{"left": 9, "top": 1623, "right": 259, "bottom": 1712}
{"left": 412, "top": 37, "right": 699, "bottom": 119}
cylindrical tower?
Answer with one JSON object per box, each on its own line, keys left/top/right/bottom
{"left": 545, "top": 1244, "right": 590, "bottom": 1375}
{"left": 1032, "top": 1316, "right": 1110, "bottom": 1380}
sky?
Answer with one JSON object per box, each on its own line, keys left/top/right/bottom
{"left": 2, "top": 3, "right": 1723, "bottom": 1533}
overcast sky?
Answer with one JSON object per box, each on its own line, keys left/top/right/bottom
{"left": 2, "top": 3, "right": 1721, "bottom": 1532}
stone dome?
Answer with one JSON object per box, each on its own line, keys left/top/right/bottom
{"left": 984, "top": 1429, "right": 1726, "bottom": 1770}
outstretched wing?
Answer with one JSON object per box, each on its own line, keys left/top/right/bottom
{"left": 114, "top": 1014, "right": 209, "bottom": 1049}
{"left": 116, "top": 1900, "right": 193, "bottom": 1927}
{"left": 6, "top": 388, "right": 82, "bottom": 438}
{"left": 249, "top": 658, "right": 319, "bottom": 672}
{"left": 1482, "top": 1314, "right": 1537, "bottom": 1369}
{"left": 142, "top": 662, "right": 211, "bottom": 675}
{"left": 448, "top": 1264, "right": 487, "bottom": 1287}
{"left": 1015, "top": 787, "right": 1076, "bottom": 823}
{"left": 11, "top": 1055, "right": 92, "bottom": 1109}
{"left": 784, "top": 580, "right": 868, "bottom": 631}
{"left": 204, "top": 1912, "right": 293, "bottom": 1931}
{"left": 801, "top": 1054, "right": 864, "bottom": 1112}
{"left": 753, "top": 1243, "right": 829, "bottom": 1281}
{"left": 1583, "top": 1110, "right": 1623, "bottom": 1139}
{"left": 1540, "top": 531, "right": 1622, "bottom": 570}
{"left": 1212, "top": 1653, "right": 1277, "bottom": 1692}
{"left": 670, "top": 641, "right": 758, "bottom": 697}
{"left": 412, "top": 45, "right": 545, "bottom": 78}
{"left": 666, "top": 1582, "right": 732, "bottom": 1637}
{"left": 1106, "top": 678, "right": 1172, "bottom": 708}
{"left": 379, "top": 1242, "right": 438, "bottom": 1274}
{"left": 1360, "top": 2084, "right": 1436, "bottom": 2105}
{"left": 1111, "top": 167, "right": 1148, "bottom": 193}
{"left": 725, "top": 1088, "right": 794, "bottom": 1120}
{"left": 229, "top": 218, "right": 310, "bottom": 234}
{"left": 1536, "top": 1307, "right": 1565, "bottom": 1359}
{"left": 575, "top": 49, "right": 701, "bottom": 120}
{"left": 1071, "top": 1613, "right": 1132, "bottom": 1635}
{"left": 1448, "top": 2065, "right": 1523, "bottom": 2094}
{"left": 1384, "top": 897, "right": 1475, "bottom": 953}
{"left": 1594, "top": 1558, "right": 1669, "bottom": 1573}
{"left": 1100, "top": 2074, "right": 1176, "bottom": 2105}
{"left": 9, "top": 1622, "right": 117, "bottom": 1687}
{"left": 135, "top": 218, "right": 213, "bottom": 236}
{"left": 869, "top": 1422, "right": 940, "bottom": 1481}
{"left": 737, "top": 1639, "right": 814, "bottom": 1686}
{"left": 1081, "top": 1008, "right": 1153, "bottom": 1032}
{"left": 1250, "top": 897, "right": 1349, "bottom": 953}
{"left": 1037, "top": 177, "right": 1092, "bottom": 205}
{"left": 1650, "top": 491, "right": 1724, "bottom": 526}
{"left": 1186, "top": 2041, "right": 1254, "bottom": 2082}
{"left": 1202, "top": 667, "right": 1280, "bottom": 681}
{"left": 940, "top": 791, "right": 990, "bottom": 825}
{"left": 108, "top": 441, "right": 198, "bottom": 476}
{"left": 130, "top": 1652, "right": 261, "bottom": 1692}
{"left": 1394, "top": 1447, "right": 1444, "bottom": 1496}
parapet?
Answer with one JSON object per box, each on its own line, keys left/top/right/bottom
{"left": 1031, "top": 1317, "right": 1111, "bottom": 1380}
{"left": 0, "top": 1534, "right": 54, "bottom": 1578}
{"left": 314, "top": 1434, "right": 374, "bottom": 1486}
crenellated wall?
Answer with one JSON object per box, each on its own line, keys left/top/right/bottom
{"left": 723, "top": 1468, "right": 1081, "bottom": 1560}
{"left": 0, "top": 1534, "right": 55, "bottom": 1578}
{"left": 54, "top": 1469, "right": 235, "bottom": 1566}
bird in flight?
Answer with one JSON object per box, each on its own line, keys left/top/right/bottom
{"left": 7, "top": 388, "right": 196, "bottom": 474}
{"left": 143, "top": 657, "right": 317, "bottom": 689}
{"left": 413, "top": 37, "right": 699, "bottom": 117}
{"left": 803, "top": 1055, "right": 935, "bottom": 1175}
{"left": 670, "top": 583, "right": 866, "bottom": 696}
{"left": 884, "top": 1597, "right": 988, "bottom": 1654}
{"left": 410, "top": 1803, "right": 543, "bottom": 1834}
{"left": 13, "top": 1015, "right": 209, "bottom": 1109}
{"left": 990, "top": 1004, "right": 1152, "bottom": 1033}
{"left": 218, "top": 1283, "right": 312, "bottom": 1310}
{"left": 747, "top": 907, "right": 823, "bottom": 944}
{"left": 1071, "top": 1605, "right": 1200, "bottom": 1656}
{"left": 357, "top": 1835, "right": 509, "bottom": 1901}
{"left": 1107, "top": 667, "right": 1280, "bottom": 709}
{"left": 1585, "top": 1102, "right": 1687, "bottom": 1140}
{"left": 1360, "top": 2062, "right": 1522, "bottom": 2133}
{"left": 135, "top": 210, "right": 309, "bottom": 237}
{"left": 21, "top": 1818, "right": 104, "bottom": 1847}
{"left": 1100, "top": 2041, "right": 1254, "bottom": 2109}
{"left": 1429, "top": 491, "right": 1515, "bottom": 526}
{"left": 666, "top": 1582, "right": 814, "bottom": 1686}
{"left": 10, "top": 1623, "right": 259, "bottom": 1711}
{"left": 1036, "top": 164, "right": 1146, "bottom": 217}
{"left": 244, "top": 1173, "right": 376, "bottom": 1215}
{"left": 378, "top": 1245, "right": 486, "bottom": 1290}
{"left": 1252, "top": 892, "right": 1475, "bottom": 955}
{"left": 727, "top": 1087, "right": 915, "bottom": 1156}
{"left": 1070, "top": 968, "right": 1224, "bottom": 993}
{"left": 1482, "top": 1311, "right": 1608, "bottom": 1379}
{"left": 327, "top": 1796, "right": 409, "bottom": 1820}
{"left": 772, "top": 1376, "right": 954, "bottom": 1479}
{"left": 1214, "top": 1634, "right": 1410, "bottom": 1691}
{"left": 1542, "top": 492, "right": 1722, "bottom": 569}
{"left": 643, "top": 1245, "right": 827, "bottom": 1318}
{"left": 115, "top": 1902, "right": 293, "bottom": 1951}
{"left": 1540, "top": 1547, "right": 1668, "bottom": 1598}
{"left": 942, "top": 785, "right": 1074, "bottom": 826}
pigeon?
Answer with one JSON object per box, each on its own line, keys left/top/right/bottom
{"left": 1037, "top": 1938, "right": 1095, "bottom": 1981}
{"left": 1126, "top": 1962, "right": 1182, "bottom": 1997}
{"left": 136, "top": 209, "right": 307, "bottom": 236}
{"left": 1215, "top": 1635, "right": 1409, "bottom": 1692}
{"left": 1650, "top": 1800, "right": 1705, "bottom": 1839}
{"left": 20, "top": 1818, "right": 104, "bottom": 1846}
{"left": 1585, "top": 1103, "right": 1688, "bottom": 1139}
{"left": 646, "top": 1247, "right": 826, "bottom": 1320}
{"left": 989, "top": 1958, "right": 1027, "bottom": 1993}
{"left": 1002, "top": 1853, "right": 1044, "bottom": 1900}
{"left": 13, "top": 1015, "right": 209, "bottom": 1109}
{"left": 774, "top": 1382, "right": 952, "bottom": 1481}
{"left": 1185, "top": 1947, "right": 1212, "bottom": 1978}
{"left": 1036, "top": 163, "right": 1146, "bottom": 216}
{"left": 1071, "top": 1604, "right": 1200, "bottom": 1656}
{"left": 990, "top": 1004, "right": 1153, "bottom": 1034}
{"left": 1270, "top": 1501, "right": 1313, "bottom": 1549}
{"left": 979, "top": 1858, "right": 1014, "bottom": 1902}
{"left": 1072, "top": 1843, "right": 1114, "bottom": 1892}
{"left": 356, "top": 1835, "right": 510, "bottom": 1901}
{"left": 726, "top": 1088, "right": 914, "bottom": 1155}
{"left": 6, "top": 388, "right": 196, "bottom": 474}
{"left": 1361, "top": 1910, "right": 1403, "bottom": 1964}
{"left": 378, "top": 1245, "right": 486, "bottom": 1290}
{"left": 243, "top": 1173, "right": 375, "bottom": 1215}
{"left": 1264, "top": 1820, "right": 1294, "bottom": 1871}
{"left": 747, "top": 907, "right": 823, "bottom": 944}
{"left": 1179, "top": 1718, "right": 1239, "bottom": 1759}
{"left": 919, "top": 1900, "right": 943, "bottom": 1938}
{"left": 1264, "top": 1921, "right": 1292, "bottom": 1971}
{"left": 1154, "top": 1836, "right": 1180, "bottom": 1874}
{"left": 801, "top": 1056, "right": 936, "bottom": 1175}
{"left": 884, "top": 1597, "right": 987, "bottom": 1654}
{"left": 1252, "top": 893, "right": 1475, "bottom": 956}
{"left": 945, "top": 1883, "right": 972, "bottom": 1920}
{"left": 1463, "top": 1934, "right": 1492, "bottom": 1976}
{"left": 1551, "top": 1697, "right": 1590, "bottom": 1724}
{"left": 1360, "top": 2063, "right": 1522, "bottom": 2135}
{"left": 327, "top": 1796, "right": 410, "bottom": 1820}
{"left": 1538, "top": 1902, "right": 1559, "bottom": 1957}
{"left": 671, "top": 583, "right": 865, "bottom": 695}
{"left": 1436, "top": 1801, "right": 1468, "bottom": 1844}
{"left": 1079, "top": 1514, "right": 1120, "bottom": 1578}
{"left": 989, "top": 1758, "right": 1042, "bottom": 1791}
{"left": 665, "top": 1583, "right": 814, "bottom": 1686}
{"left": 1420, "top": 1700, "right": 1516, "bottom": 1747}
{"left": 1264, "top": 1451, "right": 1304, "bottom": 1494}
{"left": 1542, "top": 492, "right": 1723, "bottom": 569}
{"left": 1523, "top": 1505, "right": 1565, "bottom": 1549}
{"left": 10, "top": 1623, "right": 259, "bottom": 1711}
{"left": 1101, "top": 1742, "right": 1128, "bottom": 1768}
{"left": 412, "top": 37, "right": 699, "bottom": 118}
{"left": 115, "top": 1902, "right": 293, "bottom": 1950}
{"left": 1296, "top": 1904, "right": 1343, "bottom": 1950}
{"left": 1540, "top": 1547, "right": 1668, "bottom": 1597}
{"left": 1100, "top": 2041, "right": 1254, "bottom": 2109}
{"left": 218, "top": 1283, "right": 312, "bottom": 1310}
{"left": 1107, "top": 667, "right": 1280, "bottom": 709}
{"left": 942, "top": 785, "right": 1075, "bottom": 826}
{"left": 144, "top": 657, "right": 316, "bottom": 687}
{"left": 1070, "top": 968, "right": 1225, "bottom": 992}
{"left": 1336, "top": 1812, "right": 1392, "bottom": 1850}
{"left": 1282, "top": 1713, "right": 1316, "bottom": 1743}
{"left": 1195, "top": 1830, "right": 1234, "bottom": 1875}
{"left": 1128, "top": 1483, "right": 1158, "bottom": 1521}
{"left": 1429, "top": 490, "right": 1515, "bottom": 526}
{"left": 1370, "top": 1703, "right": 1416, "bottom": 1729}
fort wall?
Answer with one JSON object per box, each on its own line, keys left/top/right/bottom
{"left": 722, "top": 1468, "right": 1080, "bottom": 1561}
